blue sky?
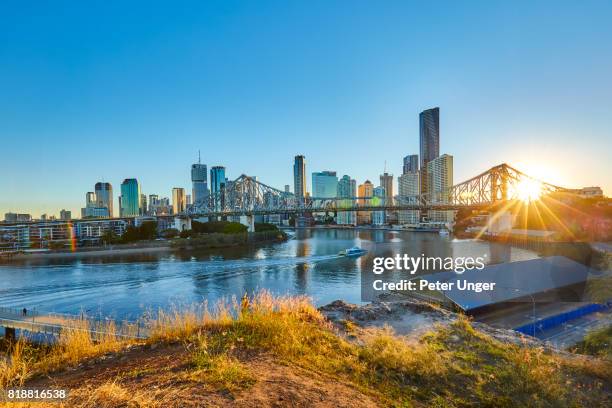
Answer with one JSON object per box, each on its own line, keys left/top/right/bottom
{"left": 1, "top": 1, "right": 611, "bottom": 217}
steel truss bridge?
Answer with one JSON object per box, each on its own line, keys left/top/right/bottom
{"left": 187, "top": 163, "right": 568, "bottom": 218}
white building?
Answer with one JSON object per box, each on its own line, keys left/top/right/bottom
{"left": 426, "top": 154, "right": 454, "bottom": 225}
{"left": 398, "top": 171, "right": 420, "bottom": 225}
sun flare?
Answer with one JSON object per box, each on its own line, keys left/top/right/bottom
{"left": 515, "top": 179, "right": 542, "bottom": 202}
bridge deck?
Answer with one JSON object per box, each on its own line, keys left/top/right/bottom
{"left": 0, "top": 306, "right": 148, "bottom": 339}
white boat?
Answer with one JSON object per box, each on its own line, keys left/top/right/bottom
{"left": 339, "top": 246, "right": 368, "bottom": 257}
{"left": 439, "top": 229, "right": 450, "bottom": 236}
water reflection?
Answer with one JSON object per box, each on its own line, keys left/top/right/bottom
{"left": 0, "top": 229, "right": 538, "bottom": 319}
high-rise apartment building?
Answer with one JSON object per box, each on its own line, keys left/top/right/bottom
{"left": 419, "top": 107, "right": 440, "bottom": 196}
{"left": 426, "top": 154, "right": 454, "bottom": 224}
{"left": 357, "top": 180, "right": 374, "bottom": 224}
{"left": 293, "top": 155, "right": 306, "bottom": 199}
{"left": 172, "top": 188, "right": 186, "bottom": 214}
{"left": 398, "top": 172, "right": 420, "bottom": 225}
{"left": 337, "top": 175, "right": 356, "bottom": 225}
{"left": 403, "top": 154, "right": 419, "bottom": 174}
{"left": 120, "top": 178, "right": 141, "bottom": 217}
{"left": 191, "top": 158, "right": 208, "bottom": 206}
{"left": 419, "top": 107, "right": 440, "bottom": 168}
{"left": 60, "top": 209, "right": 72, "bottom": 221}
{"left": 312, "top": 171, "right": 338, "bottom": 198}
{"left": 94, "top": 182, "right": 113, "bottom": 217}
{"left": 140, "top": 194, "right": 148, "bottom": 215}
{"left": 372, "top": 186, "right": 386, "bottom": 225}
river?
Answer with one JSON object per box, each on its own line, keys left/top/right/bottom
{"left": 0, "top": 229, "right": 538, "bottom": 320}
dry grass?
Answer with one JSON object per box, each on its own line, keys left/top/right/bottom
{"left": 1, "top": 292, "right": 610, "bottom": 407}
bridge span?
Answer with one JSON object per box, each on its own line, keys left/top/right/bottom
{"left": 186, "top": 163, "right": 568, "bottom": 218}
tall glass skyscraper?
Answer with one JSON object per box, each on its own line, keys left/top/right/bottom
{"left": 293, "top": 155, "right": 306, "bottom": 199}
{"left": 312, "top": 171, "right": 338, "bottom": 198}
{"left": 210, "top": 166, "right": 226, "bottom": 195}
{"left": 337, "top": 175, "right": 356, "bottom": 225}
{"left": 419, "top": 107, "right": 440, "bottom": 168}
{"left": 120, "top": 178, "right": 141, "bottom": 217}
{"left": 403, "top": 154, "right": 419, "bottom": 174}
{"left": 191, "top": 163, "right": 208, "bottom": 205}
{"left": 95, "top": 182, "right": 113, "bottom": 217}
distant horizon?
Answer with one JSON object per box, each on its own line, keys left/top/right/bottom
{"left": 1, "top": 1, "right": 611, "bottom": 217}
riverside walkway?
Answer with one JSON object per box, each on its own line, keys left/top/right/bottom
{"left": 0, "top": 306, "right": 148, "bottom": 340}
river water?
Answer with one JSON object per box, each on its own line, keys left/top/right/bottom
{"left": 0, "top": 229, "right": 538, "bottom": 320}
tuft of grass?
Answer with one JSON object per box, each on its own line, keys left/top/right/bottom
{"left": 75, "top": 380, "right": 172, "bottom": 408}
{"left": 186, "top": 332, "right": 255, "bottom": 392}
{"left": 572, "top": 324, "right": 612, "bottom": 359}
{"left": 0, "top": 337, "right": 31, "bottom": 388}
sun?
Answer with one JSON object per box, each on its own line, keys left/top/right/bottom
{"left": 515, "top": 179, "right": 542, "bottom": 202}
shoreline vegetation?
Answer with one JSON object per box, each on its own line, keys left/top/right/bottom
{"left": 0, "top": 292, "right": 610, "bottom": 407}
{"left": 1, "top": 221, "right": 287, "bottom": 263}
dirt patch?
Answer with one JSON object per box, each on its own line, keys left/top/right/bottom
{"left": 26, "top": 343, "right": 380, "bottom": 407}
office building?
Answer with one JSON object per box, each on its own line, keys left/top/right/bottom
{"left": 372, "top": 186, "right": 386, "bottom": 225}
{"left": 210, "top": 166, "right": 226, "bottom": 196}
{"left": 312, "top": 171, "right": 338, "bottom": 198}
{"left": 403, "top": 154, "right": 419, "bottom": 174}
{"left": 380, "top": 173, "right": 394, "bottom": 199}
{"left": 172, "top": 188, "right": 186, "bottom": 214}
{"left": 4, "top": 213, "right": 32, "bottom": 223}
{"left": 357, "top": 180, "right": 374, "bottom": 224}
{"left": 293, "top": 155, "right": 306, "bottom": 199}
{"left": 426, "top": 154, "right": 454, "bottom": 224}
{"left": 82, "top": 191, "right": 109, "bottom": 219}
{"left": 60, "top": 209, "right": 72, "bottom": 221}
{"left": 336, "top": 175, "right": 356, "bottom": 225}
{"left": 85, "top": 192, "right": 96, "bottom": 207}
{"left": 120, "top": 178, "right": 141, "bottom": 217}
{"left": 284, "top": 185, "right": 290, "bottom": 194}
{"left": 94, "top": 182, "right": 113, "bottom": 217}
{"left": 140, "top": 194, "right": 148, "bottom": 215}
{"left": 398, "top": 172, "right": 420, "bottom": 225}
{"left": 191, "top": 157, "right": 208, "bottom": 205}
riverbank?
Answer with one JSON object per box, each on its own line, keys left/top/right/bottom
{"left": 2, "top": 293, "right": 610, "bottom": 407}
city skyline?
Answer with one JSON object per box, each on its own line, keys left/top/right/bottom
{"left": 1, "top": 1, "right": 611, "bottom": 217}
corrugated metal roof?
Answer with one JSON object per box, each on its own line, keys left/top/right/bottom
{"left": 418, "top": 256, "right": 593, "bottom": 311}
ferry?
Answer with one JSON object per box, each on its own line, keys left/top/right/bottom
{"left": 339, "top": 246, "right": 368, "bottom": 257}
{"left": 439, "top": 229, "right": 450, "bottom": 236}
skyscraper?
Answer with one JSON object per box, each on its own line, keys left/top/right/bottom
{"left": 372, "top": 186, "right": 386, "bottom": 225}
{"left": 210, "top": 166, "right": 226, "bottom": 211}
{"left": 191, "top": 154, "right": 208, "bottom": 206}
{"left": 172, "top": 187, "right": 186, "bottom": 214}
{"left": 94, "top": 182, "right": 113, "bottom": 217}
{"left": 210, "top": 166, "right": 226, "bottom": 196}
{"left": 426, "top": 154, "right": 454, "bottom": 224}
{"left": 337, "top": 175, "right": 356, "bottom": 225}
{"left": 419, "top": 107, "right": 440, "bottom": 196}
{"left": 403, "top": 154, "right": 419, "bottom": 174}
{"left": 312, "top": 171, "right": 338, "bottom": 198}
{"left": 357, "top": 180, "right": 374, "bottom": 225}
{"left": 379, "top": 173, "right": 394, "bottom": 200}
{"left": 419, "top": 107, "right": 440, "bottom": 168}
{"left": 120, "top": 178, "right": 141, "bottom": 217}
{"left": 398, "top": 172, "right": 420, "bottom": 224}
{"left": 293, "top": 155, "right": 306, "bottom": 199}
{"left": 60, "top": 209, "right": 72, "bottom": 221}
{"left": 140, "top": 194, "right": 148, "bottom": 215}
